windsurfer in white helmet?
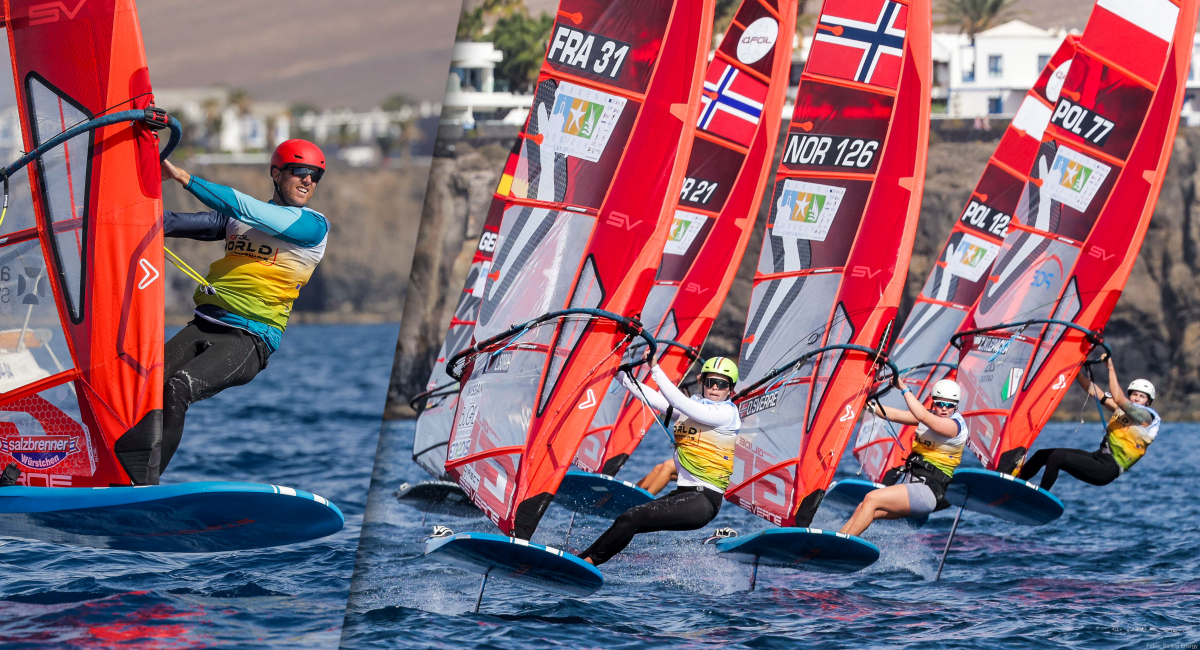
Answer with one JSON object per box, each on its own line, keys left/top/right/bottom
{"left": 839, "top": 377, "right": 969, "bottom": 536}
{"left": 131, "top": 140, "right": 329, "bottom": 485}
{"left": 1017, "top": 357, "right": 1160, "bottom": 490}
{"left": 578, "top": 357, "right": 741, "bottom": 566}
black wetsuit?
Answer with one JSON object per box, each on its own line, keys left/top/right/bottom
{"left": 159, "top": 211, "right": 271, "bottom": 475}
{"left": 579, "top": 486, "right": 722, "bottom": 565}
{"left": 1017, "top": 448, "right": 1120, "bottom": 490}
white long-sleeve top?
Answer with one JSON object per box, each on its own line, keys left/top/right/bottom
{"left": 620, "top": 365, "right": 741, "bottom": 491}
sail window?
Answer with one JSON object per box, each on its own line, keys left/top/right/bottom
{"left": 27, "top": 76, "right": 91, "bottom": 323}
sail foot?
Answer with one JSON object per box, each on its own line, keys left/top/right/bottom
{"left": 793, "top": 488, "right": 826, "bottom": 528}
{"left": 512, "top": 491, "right": 555, "bottom": 540}
{"left": 114, "top": 410, "right": 164, "bottom": 485}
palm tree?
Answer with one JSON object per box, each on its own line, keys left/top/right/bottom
{"left": 938, "top": 0, "right": 1020, "bottom": 44}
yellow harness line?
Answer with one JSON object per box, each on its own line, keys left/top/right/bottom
{"left": 163, "top": 246, "right": 217, "bottom": 295}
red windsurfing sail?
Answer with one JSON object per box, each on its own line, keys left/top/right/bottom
{"left": 0, "top": 0, "right": 165, "bottom": 487}
{"left": 412, "top": 141, "right": 521, "bottom": 480}
{"left": 444, "top": 0, "right": 713, "bottom": 538}
{"left": 573, "top": 0, "right": 798, "bottom": 478}
{"left": 724, "top": 0, "right": 930, "bottom": 527}
{"left": 852, "top": 36, "right": 1080, "bottom": 482}
{"left": 955, "top": 0, "right": 1198, "bottom": 473}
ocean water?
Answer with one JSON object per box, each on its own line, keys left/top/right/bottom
{"left": 341, "top": 416, "right": 1200, "bottom": 649}
{"left": 0, "top": 323, "right": 398, "bottom": 649}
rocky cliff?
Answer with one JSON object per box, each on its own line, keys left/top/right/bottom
{"left": 162, "top": 163, "right": 429, "bottom": 322}
{"left": 386, "top": 130, "right": 1200, "bottom": 419}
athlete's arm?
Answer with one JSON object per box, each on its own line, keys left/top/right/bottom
{"left": 163, "top": 210, "right": 229, "bottom": 240}
{"left": 1106, "top": 359, "right": 1155, "bottom": 425}
{"left": 897, "top": 377, "right": 959, "bottom": 438}
{"left": 182, "top": 175, "right": 329, "bottom": 248}
{"left": 619, "top": 371, "right": 670, "bottom": 412}
{"left": 649, "top": 365, "right": 738, "bottom": 429}
{"left": 1076, "top": 369, "right": 1116, "bottom": 412}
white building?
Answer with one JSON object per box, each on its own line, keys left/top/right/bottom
{"left": 933, "top": 21, "right": 1072, "bottom": 118}
{"left": 442, "top": 41, "right": 533, "bottom": 128}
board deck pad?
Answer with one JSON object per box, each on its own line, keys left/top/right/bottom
{"left": 715, "top": 527, "right": 879, "bottom": 573}
{"left": 553, "top": 470, "right": 654, "bottom": 519}
{"left": 395, "top": 481, "right": 481, "bottom": 518}
{"left": 425, "top": 532, "right": 603, "bottom": 597}
{"left": 945, "top": 468, "right": 1064, "bottom": 526}
{"left": 0, "top": 481, "right": 344, "bottom": 553}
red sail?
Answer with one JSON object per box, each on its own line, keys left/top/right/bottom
{"left": 725, "top": 0, "right": 931, "bottom": 528}
{"left": 956, "top": 0, "right": 1199, "bottom": 472}
{"left": 852, "top": 36, "right": 1080, "bottom": 482}
{"left": 0, "top": 0, "right": 164, "bottom": 487}
{"left": 444, "top": 0, "right": 713, "bottom": 537}
{"left": 574, "top": 0, "right": 798, "bottom": 478}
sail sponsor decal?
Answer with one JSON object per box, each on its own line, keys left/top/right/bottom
{"left": 738, "top": 391, "right": 780, "bottom": 418}
{"left": 808, "top": 0, "right": 908, "bottom": 88}
{"left": 771, "top": 179, "right": 845, "bottom": 241}
{"left": 546, "top": 82, "right": 627, "bottom": 163}
{"left": 1048, "top": 146, "right": 1111, "bottom": 212}
{"left": 698, "top": 61, "right": 766, "bottom": 147}
{"left": 547, "top": 25, "right": 632, "bottom": 79}
{"left": 0, "top": 432, "right": 81, "bottom": 470}
{"left": 663, "top": 210, "right": 709, "bottom": 255}
{"left": 737, "top": 17, "right": 779, "bottom": 64}
{"left": 945, "top": 234, "right": 1001, "bottom": 282}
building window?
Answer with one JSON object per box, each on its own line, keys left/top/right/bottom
{"left": 962, "top": 65, "right": 975, "bottom": 83}
{"left": 1038, "top": 54, "right": 1051, "bottom": 72}
{"left": 988, "top": 97, "right": 1003, "bottom": 115}
{"left": 988, "top": 55, "right": 1003, "bottom": 78}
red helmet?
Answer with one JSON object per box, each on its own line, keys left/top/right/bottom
{"left": 271, "top": 139, "right": 325, "bottom": 173}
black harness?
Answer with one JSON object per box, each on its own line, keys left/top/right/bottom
{"left": 882, "top": 452, "right": 953, "bottom": 508}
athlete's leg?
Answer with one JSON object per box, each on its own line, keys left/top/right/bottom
{"left": 1017, "top": 448, "right": 1055, "bottom": 481}
{"left": 580, "top": 488, "right": 720, "bottom": 565}
{"left": 1033, "top": 448, "right": 1105, "bottom": 490}
{"left": 636, "top": 459, "right": 677, "bottom": 495}
{"left": 162, "top": 321, "right": 267, "bottom": 472}
{"left": 839, "top": 484, "right": 912, "bottom": 537}
{"left": 1054, "top": 450, "right": 1121, "bottom": 488}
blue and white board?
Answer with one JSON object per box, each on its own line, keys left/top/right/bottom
{"left": 553, "top": 470, "right": 654, "bottom": 519}
{"left": 715, "top": 527, "right": 879, "bottom": 573}
{"left": 0, "top": 481, "right": 344, "bottom": 553}
{"left": 945, "top": 468, "right": 1064, "bottom": 526}
{"left": 395, "top": 480, "right": 481, "bottom": 518}
{"left": 425, "top": 532, "right": 603, "bottom": 597}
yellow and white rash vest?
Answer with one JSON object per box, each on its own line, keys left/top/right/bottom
{"left": 1100, "top": 404, "right": 1161, "bottom": 472}
{"left": 619, "top": 365, "right": 741, "bottom": 492}
{"left": 911, "top": 412, "right": 969, "bottom": 477}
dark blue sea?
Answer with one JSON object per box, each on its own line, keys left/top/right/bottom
{"left": 0, "top": 323, "right": 398, "bottom": 649}
{"left": 341, "top": 416, "right": 1200, "bottom": 649}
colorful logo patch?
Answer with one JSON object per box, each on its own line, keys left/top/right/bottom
{"left": 545, "top": 81, "right": 626, "bottom": 163}
{"left": 772, "top": 179, "right": 845, "bottom": 242}
{"left": 1001, "top": 367, "right": 1024, "bottom": 401}
{"left": 559, "top": 98, "right": 604, "bottom": 138}
{"left": 945, "top": 234, "right": 1001, "bottom": 283}
{"left": 1048, "top": 146, "right": 1110, "bottom": 212}
{"left": 1, "top": 434, "right": 80, "bottom": 470}
{"left": 663, "top": 210, "right": 709, "bottom": 256}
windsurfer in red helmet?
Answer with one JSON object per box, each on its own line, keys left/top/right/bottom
{"left": 133, "top": 139, "right": 329, "bottom": 484}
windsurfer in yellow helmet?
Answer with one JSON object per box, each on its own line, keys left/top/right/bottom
{"left": 839, "top": 377, "right": 969, "bottom": 536}
{"left": 1016, "top": 358, "right": 1160, "bottom": 490}
{"left": 579, "top": 357, "right": 741, "bottom": 566}
{"left": 132, "top": 140, "right": 329, "bottom": 485}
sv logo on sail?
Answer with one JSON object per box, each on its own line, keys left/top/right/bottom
{"left": 29, "top": 0, "right": 86, "bottom": 26}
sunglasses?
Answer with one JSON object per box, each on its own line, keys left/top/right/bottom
{"left": 931, "top": 400, "right": 958, "bottom": 410}
{"left": 287, "top": 165, "right": 324, "bottom": 182}
{"left": 702, "top": 377, "right": 732, "bottom": 391}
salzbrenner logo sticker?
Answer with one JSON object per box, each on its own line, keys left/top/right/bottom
{"left": 946, "top": 234, "right": 1001, "bottom": 283}
{"left": 545, "top": 81, "right": 626, "bottom": 163}
{"left": 771, "top": 179, "right": 845, "bottom": 241}
{"left": 1, "top": 434, "right": 80, "bottom": 470}
{"left": 1049, "top": 146, "right": 1110, "bottom": 212}
{"left": 663, "top": 210, "right": 709, "bottom": 255}
{"left": 737, "top": 17, "right": 779, "bottom": 64}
